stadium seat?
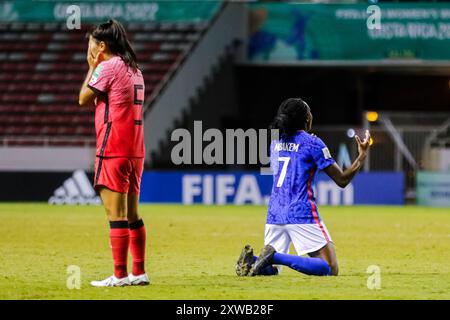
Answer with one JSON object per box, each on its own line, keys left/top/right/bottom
{"left": 0, "top": 21, "right": 206, "bottom": 146}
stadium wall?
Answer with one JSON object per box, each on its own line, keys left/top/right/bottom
{"left": 144, "top": 2, "right": 248, "bottom": 166}
{"left": 417, "top": 171, "right": 450, "bottom": 207}
{"left": 247, "top": 3, "right": 450, "bottom": 62}
{"left": 0, "top": 147, "right": 95, "bottom": 171}
{"left": 0, "top": 1, "right": 220, "bottom": 23}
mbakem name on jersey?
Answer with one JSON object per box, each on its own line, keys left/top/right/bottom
{"left": 273, "top": 142, "right": 300, "bottom": 152}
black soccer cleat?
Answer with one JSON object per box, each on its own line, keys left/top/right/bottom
{"left": 235, "top": 244, "right": 254, "bottom": 276}
{"left": 249, "top": 244, "right": 276, "bottom": 276}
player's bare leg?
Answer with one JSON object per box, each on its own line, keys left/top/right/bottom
{"left": 91, "top": 186, "right": 130, "bottom": 287}
{"left": 127, "top": 193, "right": 149, "bottom": 285}
{"left": 127, "top": 193, "right": 140, "bottom": 223}
{"left": 308, "top": 242, "right": 339, "bottom": 276}
{"left": 99, "top": 186, "right": 128, "bottom": 221}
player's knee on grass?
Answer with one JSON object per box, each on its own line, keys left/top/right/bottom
{"left": 326, "top": 254, "right": 339, "bottom": 276}
{"left": 308, "top": 244, "right": 338, "bottom": 276}
{"left": 329, "top": 262, "right": 339, "bottom": 276}
{"left": 321, "top": 256, "right": 338, "bottom": 276}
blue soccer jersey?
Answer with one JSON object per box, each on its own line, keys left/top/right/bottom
{"left": 266, "top": 131, "right": 335, "bottom": 225}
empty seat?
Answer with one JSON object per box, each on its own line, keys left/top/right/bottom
{"left": 6, "top": 140, "right": 45, "bottom": 147}
{"left": 0, "top": 21, "right": 206, "bottom": 145}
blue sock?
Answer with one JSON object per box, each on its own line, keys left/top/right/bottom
{"left": 252, "top": 256, "right": 278, "bottom": 276}
{"left": 272, "top": 253, "right": 332, "bottom": 276}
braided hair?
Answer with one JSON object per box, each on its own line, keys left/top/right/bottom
{"left": 270, "top": 98, "right": 311, "bottom": 136}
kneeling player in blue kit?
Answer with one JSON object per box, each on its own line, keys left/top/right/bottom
{"left": 236, "top": 98, "right": 371, "bottom": 277}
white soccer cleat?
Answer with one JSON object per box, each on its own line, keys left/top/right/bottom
{"left": 90, "top": 275, "right": 130, "bottom": 287}
{"left": 128, "top": 273, "right": 150, "bottom": 286}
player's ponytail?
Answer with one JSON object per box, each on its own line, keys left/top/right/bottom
{"left": 270, "top": 98, "right": 311, "bottom": 136}
{"left": 88, "top": 19, "right": 139, "bottom": 72}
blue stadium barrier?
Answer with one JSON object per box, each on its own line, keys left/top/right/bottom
{"left": 140, "top": 171, "right": 404, "bottom": 205}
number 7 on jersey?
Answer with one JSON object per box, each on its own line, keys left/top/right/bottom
{"left": 276, "top": 157, "right": 291, "bottom": 187}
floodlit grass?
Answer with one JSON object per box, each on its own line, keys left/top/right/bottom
{"left": 0, "top": 204, "right": 449, "bottom": 299}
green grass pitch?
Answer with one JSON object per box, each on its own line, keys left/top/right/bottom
{"left": 0, "top": 204, "right": 449, "bottom": 300}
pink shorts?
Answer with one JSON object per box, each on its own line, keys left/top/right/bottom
{"left": 94, "top": 157, "right": 144, "bottom": 194}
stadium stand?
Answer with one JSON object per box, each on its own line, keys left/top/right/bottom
{"left": 0, "top": 21, "right": 207, "bottom": 147}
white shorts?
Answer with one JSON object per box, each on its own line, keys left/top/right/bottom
{"left": 264, "top": 223, "right": 332, "bottom": 257}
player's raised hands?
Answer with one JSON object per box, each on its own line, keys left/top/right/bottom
{"left": 355, "top": 130, "right": 371, "bottom": 158}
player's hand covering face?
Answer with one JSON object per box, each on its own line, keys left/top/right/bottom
{"left": 87, "top": 36, "right": 104, "bottom": 69}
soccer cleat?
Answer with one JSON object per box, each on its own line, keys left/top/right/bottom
{"left": 128, "top": 273, "right": 150, "bottom": 286}
{"left": 90, "top": 275, "right": 130, "bottom": 287}
{"left": 235, "top": 244, "right": 254, "bottom": 276}
{"left": 249, "top": 244, "right": 276, "bottom": 276}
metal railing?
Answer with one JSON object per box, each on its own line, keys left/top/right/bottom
{"left": 0, "top": 136, "right": 95, "bottom": 147}
{"left": 314, "top": 113, "right": 450, "bottom": 200}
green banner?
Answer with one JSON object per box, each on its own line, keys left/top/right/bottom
{"left": 0, "top": 1, "right": 219, "bottom": 23}
{"left": 417, "top": 171, "right": 450, "bottom": 207}
{"left": 249, "top": 3, "right": 450, "bottom": 61}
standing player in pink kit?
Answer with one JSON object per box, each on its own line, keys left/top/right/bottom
{"left": 78, "top": 20, "right": 149, "bottom": 287}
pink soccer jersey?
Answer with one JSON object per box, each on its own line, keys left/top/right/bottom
{"left": 88, "top": 56, "right": 145, "bottom": 158}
